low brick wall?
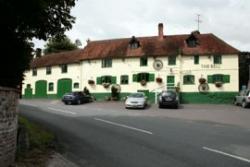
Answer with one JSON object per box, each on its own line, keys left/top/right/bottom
{"left": 0, "top": 86, "right": 19, "bottom": 167}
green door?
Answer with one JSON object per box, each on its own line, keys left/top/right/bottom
{"left": 57, "top": 79, "right": 72, "bottom": 98}
{"left": 167, "top": 76, "right": 175, "bottom": 90}
{"left": 35, "top": 80, "right": 47, "bottom": 98}
{"left": 24, "top": 85, "right": 32, "bottom": 98}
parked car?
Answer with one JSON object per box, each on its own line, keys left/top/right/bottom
{"left": 158, "top": 90, "right": 179, "bottom": 109}
{"left": 234, "top": 90, "right": 250, "bottom": 108}
{"left": 125, "top": 92, "right": 147, "bottom": 109}
{"left": 62, "top": 91, "right": 92, "bottom": 105}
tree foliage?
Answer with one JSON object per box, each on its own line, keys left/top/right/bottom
{"left": 44, "top": 36, "right": 78, "bottom": 54}
{"left": 0, "top": 0, "right": 76, "bottom": 88}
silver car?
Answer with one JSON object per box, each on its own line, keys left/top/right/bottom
{"left": 125, "top": 92, "right": 147, "bottom": 109}
{"left": 234, "top": 90, "right": 250, "bottom": 108}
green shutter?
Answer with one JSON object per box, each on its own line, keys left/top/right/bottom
{"left": 149, "top": 73, "right": 155, "bottom": 82}
{"left": 223, "top": 75, "right": 230, "bottom": 83}
{"left": 207, "top": 75, "right": 213, "bottom": 83}
{"left": 96, "top": 77, "right": 101, "bottom": 85}
{"left": 133, "top": 74, "right": 138, "bottom": 82}
{"left": 111, "top": 76, "right": 117, "bottom": 84}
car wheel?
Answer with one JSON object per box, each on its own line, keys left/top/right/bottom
{"left": 233, "top": 99, "right": 238, "bottom": 106}
{"left": 68, "top": 101, "right": 72, "bottom": 105}
{"left": 77, "top": 100, "right": 82, "bottom": 105}
{"left": 242, "top": 101, "right": 247, "bottom": 108}
{"left": 158, "top": 104, "right": 162, "bottom": 108}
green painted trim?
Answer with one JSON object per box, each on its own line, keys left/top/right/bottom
{"left": 180, "top": 92, "right": 238, "bottom": 104}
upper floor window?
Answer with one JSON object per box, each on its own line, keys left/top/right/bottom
{"left": 46, "top": 66, "right": 52, "bottom": 75}
{"left": 32, "top": 68, "right": 37, "bottom": 76}
{"left": 102, "top": 58, "right": 112, "bottom": 68}
{"left": 140, "top": 57, "right": 148, "bottom": 66}
{"left": 168, "top": 56, "right": 176, "bottom": 65}
{"left": 61, "top": 64, "right": 68, "bottom": 73}
{"left": 183, "top": 75, "right": 195, "bottom": 85}
{"left": 214, "top": 55, "right": 222, "bottom": 64}
{"left": 120, "top": 75, "right": 129, "bottom": 85}
{"left": 186, "top": 31, "right": 199, "bottom": 48}
{"left": 194, "top": 55, "right": 199, "bottom": 64}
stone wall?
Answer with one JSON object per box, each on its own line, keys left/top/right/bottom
{"left": 0, "top": 86, "right": 19, "bottom": 167}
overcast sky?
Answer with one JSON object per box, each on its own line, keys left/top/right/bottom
{"left": 34, "top": 0, "right": 250, "bottom": 52}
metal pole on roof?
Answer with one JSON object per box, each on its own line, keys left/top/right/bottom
{"left": 196, "top": 14, "right": 202, "bottom": 31}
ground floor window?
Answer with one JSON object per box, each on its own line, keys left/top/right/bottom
{"left": 48, "top": 82, "right": 54, "bottom": 91}
{"left": 121, "top": 75, "right": 129, "bottom": 84}
{"left": 96, "top": 76, "right": 117, "bottom": 84}
{"left": 74, "top": 82, "right": 79, "bottom": 88}
{"left": 133, "top": 73, "right": 155, "bottom": 82}
{"left": 183, "top": 75, "right": 195, "bottom": 84}
{"left": 207, "top": 74, "right": 230, "bottom": 83}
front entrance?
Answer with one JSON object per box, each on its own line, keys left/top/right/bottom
{"left": 57, "top": 78, "right": 72, "bottom": 98}
{"left": 167, "top": 76, "right": 175, "bottom": 90}
{"left": 35, "top": 80, "right": 47, "bottom": 98}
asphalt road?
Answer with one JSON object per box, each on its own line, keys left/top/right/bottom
{"left": 19, "top": 100, "right": 250, "bottom": 167}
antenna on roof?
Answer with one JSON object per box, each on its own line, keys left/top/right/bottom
{"left": 196, "top": 14, "right": 202, "bottom": 31}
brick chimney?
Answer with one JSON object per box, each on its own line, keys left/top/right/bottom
{"left": 158, "top": 23, "right": 164, "bottom": 39}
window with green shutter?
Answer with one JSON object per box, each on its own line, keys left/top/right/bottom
{"left": 99, "top": 76, "right": 112, "bottom": 84}
{"left": 149, "top": 73, "right": 155, "bottom": 82}
{"left": 183, "top": 75, "right": 195, "bottom": 84}
{"left": 223, "top": 75, "right": 230, "bottom": 83}
{"left": 133, "top": 74, "right": 138, "bottom": 82}
{"left": 137, "top": 73, "right": 149, "bottom": 82}
{"left": 214, "top": 55, "right": 222, "bottom": 64}
{"left": 140, "top": 57, "right": 148, "bottom": 66}
{"left": 74, "top": 82, "right": 79, "bottom": 88}
{"left": 168, "top": 56, "right": 176, "bottom": 65}
{"left": 111, "top": 76, "right": 117, "bottom": 84}
{"left": 121, "top": 75, "right": 129, "bottom": 84}
{"left": 61, "top": 64, "right": 68, "bottom": 73}
{"left": 194, "top": 55, "right": 199, "bottom": 64}
{"left": 96, "top": 77, "right": 102, "bottom": 85}
{"left": 207, "top": 74, "right": 230, "bottom": 83}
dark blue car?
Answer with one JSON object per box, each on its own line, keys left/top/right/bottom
{"left": 62, "top": 91, "right": 92, "bottom": 105}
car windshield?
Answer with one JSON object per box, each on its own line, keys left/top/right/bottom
{"left": 129, "top": 93, "right": 144, "bottom": 98}
{"left": 162, "top": 91, "right": 176, "bottom": 97}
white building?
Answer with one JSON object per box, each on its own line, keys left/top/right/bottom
{"left": 22, "top": 23, "right": 239, "bottom": 103}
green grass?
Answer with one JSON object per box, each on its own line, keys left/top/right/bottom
{"left": 16, "top": 116, "right": 56, "bottom": 166}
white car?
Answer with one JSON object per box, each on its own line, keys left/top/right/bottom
{"left": 125, "top": 92, "right": 147, "bottom": 109}
{"left": 234, "top": 90, "right": 250, "bottom": 108}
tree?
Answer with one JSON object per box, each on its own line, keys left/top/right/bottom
{"left": 44, "top": 36, "right": 78, "bottom": 54}
{"left": 0, "top": 0, "right": 76, "bottom": 88}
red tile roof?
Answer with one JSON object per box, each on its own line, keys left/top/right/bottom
{"left": 30, "top": 33, "right": 239, "bottom": 68}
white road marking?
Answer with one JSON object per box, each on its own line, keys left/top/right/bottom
{"left": 94, "top": 118, "right": 153, "bottom": 135}
{"left": 48, "top": 107, "right": 76, "bottom": 115}
{"left": 203, "top": 147, "right": 250, "bottom": 163}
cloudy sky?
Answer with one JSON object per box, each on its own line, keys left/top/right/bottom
{"left": 35, "top": 0, "right": 250, "bottom": 51}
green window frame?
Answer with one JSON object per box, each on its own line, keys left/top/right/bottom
{"left": 48, "top": 82, "right": 54, "bottom": 91}
{"left": 183, "top": 75, "right": 195, "bottom": 85}
{"left": 73, "top": 82, "right": 79, "bottom": 88}
{"left": 194, "top": 55, "right": 199, "bottom": 64}
{"left": 120, "top": 75, "right": 129, "bottom": 85}
{"left": 133, "top": 73, "right": 154, "bottom": 82}
{"left": 96, "top": 76, "right": 117, "bottom": 84}
{"left": 168, "top": 56, "right": 176, "bottom": 65}
{"left": 207, "top": 74, "right": 230, "bottom": 83}
{"left": 102, "top": 58, "right": 112, "bottom": 68}
{"left": 214, "top": 55, "right": 222, "bottom": 64}
{"left": 61, "top": 64, "right": 68, "bottom": 73}
{"left": 46, "top": 66, "right": 52, "bottom": 75}
{"left": 140, "top": 57, "right": 148, "bottom": 66}
{"left": 32, "top": 68, "right": 37, "bottom": 76}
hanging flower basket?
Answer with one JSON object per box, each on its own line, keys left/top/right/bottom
{"left": 215, "top": 82, "right": 223, "bottom": 88}
{"left": 140, "top": 80, "right": 147, "bottom": 86}
{"left": 102, "top": 82, "right": 110, "bottom": 88}
{"left": 199, "top": 78, "right": 206, "bottom": 84}
{"left": 156, "top": 77, "right": 162, "bottom": 83}
{"left": 88, "top": 80, "right": 95, "bottom": 85}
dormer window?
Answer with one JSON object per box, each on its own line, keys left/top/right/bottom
{"left": 129, "top": 36, "right": 140, "bottom": 49}
{"left": 186, "top": 32, "right": 199, "bottom": 48}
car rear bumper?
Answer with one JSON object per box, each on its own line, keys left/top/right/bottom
{"left": 159, "top": 101, "right": 178, "bottom": 107}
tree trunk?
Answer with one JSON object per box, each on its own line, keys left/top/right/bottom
{"left": 0, "top": 86, "right": 19, "bottom": 167}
